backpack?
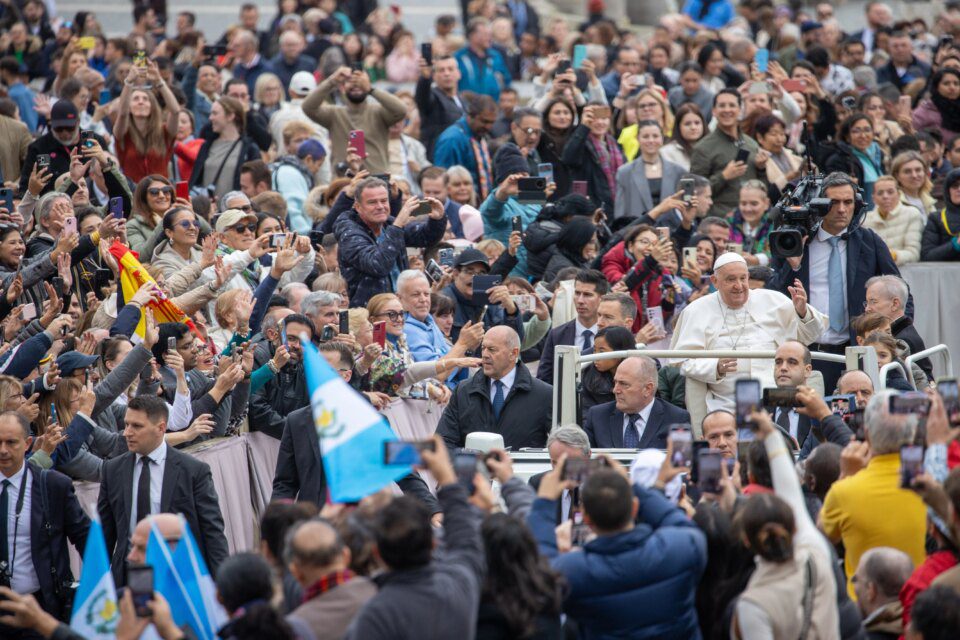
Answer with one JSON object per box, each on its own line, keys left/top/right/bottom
{"left": 269, "top": 155, "right": 315, "bottom": 191}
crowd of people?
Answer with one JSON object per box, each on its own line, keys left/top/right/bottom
{"left": 0, "top": 0, "right": 960, "bottom": 638}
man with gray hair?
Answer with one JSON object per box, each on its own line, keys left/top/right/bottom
{"left": 285, "top": 519, "right": 376, "bottom": 639}
{"left": 583, "top": 356, "right": 689, "bottom": 449}
{"left": 229, "top": 29, "right": 276, "bottom": 94}
{"left": 25, "top": 192, "right": 74, "bottom": 260}
{"left": 820, "top": 390, "right": 927, "bottom": 597}
{"left": 865, "top": 274, "right": 931, "bottom": 378}
{"left": 281, "top": 282, "right": 311, "bottom": 314}
{"left": 852, "top": 547, "right": 913, "bottom": 638}
{"left": 527, "top": 424, "right": 593, "bottom": 523}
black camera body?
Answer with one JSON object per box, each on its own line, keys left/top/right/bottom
{"left": 768, "top": 175, "right": 832, "bottom": 258}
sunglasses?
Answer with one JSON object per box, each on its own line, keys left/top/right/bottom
{"left": 376, "top": 310, "right": 404, "bottom": 322}
{"left": 148, "top": 187, "right": 174, "bottom": 197}
{"left": 231, "top": 223, "right": 257, "bottom": 234}
{"left": 175, "top": 220, "right": 199, "bottom": 230}
{"left": 237, "top": 205, "right": 253, "bottom": 213}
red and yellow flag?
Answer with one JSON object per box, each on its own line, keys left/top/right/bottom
{"left": 108, "top": 240, "right": 202, "bottom": 340}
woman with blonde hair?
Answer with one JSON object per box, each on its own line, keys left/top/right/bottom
{"left": 254, "top": 72, "right": 285, "bottom": 121}
{"left": 446, "top": 165, "right": 478, "bottom": 207}
{"left": 618, "top": 89, "right": 675, "bottom": 161}
{"left": 0, "top": 375, "right": 37, "bottom": 422}
{"left": 891, "top": 150, "right": 937, "bottom": 216}
{"left": 862, "top": 175, "right": 926, "bottom": 265}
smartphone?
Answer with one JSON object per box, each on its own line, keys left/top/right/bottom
{"left": 63, "top": 217, "right": 77, "bottom": 236}
{"left": 735, "top": 379, "right": 761, "bottom": 429}
{"left": 280, "top": 322, "right": 288, "bottom": 348}
{"left": 0, "top": 188, "right": 13, "bottom": 212}
{"left": 348, "top": 130, "right": 366, "bottom": 159}
{"left": 512, "top": 294, "right": 536, "bottom": 313}
{"left": 763, "top": 386, "right": 802, "bottom": 408}
{"left": 454, "top": 452, "right": 479, "bottom": 494}
{"left": 127, "top": 564, "right": 154, "bottom": 617}
{"left": 669, "top": 425, "right": 693, "bottom": 468}
{"left": 755, "top": 48, "right": 769, "bottom": 73}
{"left": 414, "top": 200, "right": 432, "bottom": 216}
{"left": 689, "top": 440, "right": 710, "bottom": 483}
{"left": 99, "top": 89, "right": 112, "bottom": 105}
{"left": 373, "top": 321, "right": 386, "bottom": 348}
{"left": 781, "top": 79, "right": 806, "bottom": 93}
{"left": 900, "top": 444, "right": 924, "bottom": 489}
{"left": 727, "top": 242, "right": 744, "bottom": 255}
{"left": 592, "top": 106, "right": 611, "bottom": 119}
{"left": 556, "top": 59, "right": 572, "bottom": 74}
{"left": 571, "top": 510, "right": 590, "bottom": 546}
{"left": 517, "top": 177, "right": 547, "bottom": 204}
{"left": 202, "top": 44, "right": 228, "bottom": 57}
{"left": 735, "top": 147, "right": 751, "bottom": 164}
{"left": 938, "top": 378, "right": 960, "bottom": 426}
{"left": 51, "top": 276, "right": 65, "bottom": 297}
{"left": 535, "top": 162, "right": 554, "bottom": 185}
{"left": 573, "top": 44, "right": 588, "bottom": 69}
{"left": 21, "top": 303, "right": 36, "bottom": 321}
{"left": 49, "top": 402, "right": 58, "bottom": 425}
{"left": 80, "top": 130, "right": 94, "bottom": 147}
{"left": 270, "top": 233, "right": 286, "bottom": 248}
{"left": 108, "top": 196, "right": 124, "bottom": 220}
{"left": 645, "top": 306, "right": 665, "bottom": 336}
{"left": 350, "top": 60, "right": 363, "bottom": 72}
{"left": 849, "top": 409, "right": 866, "bottom": 441}
{"left": 683, "top": 246, "right": 697, "bottom": 265}
{"left": 320, "top": 325, "right": 336, "bottom": 342}
{"left": 471, "top": 304, "right": 487, "bottom": 325}
{"left": 824, "top": 394, "right": 857, "bottom": 416}
{"left": 437, "top": 248, "right": 454, "bottom": 267}
{"left": 511, "top": 216, "right": 523, "bottom": 234}
{"left": 167, "top": 336, "right": 177, "bottom": 353}
{"left": 561, "top": 457, "right": 605, "bottom": 483}
{"left": 383, "top": 439, "right": 436, "bottom": 465}
{"left": 37, "top": 154, "right": 50, "bottom": 168}
{"left": 534, "top": 281, "right": 553, "bottom": 302}
{"left": 420, "top": 42, "right": 432, "bottom": 65}
{"left": 472, "top": 274, "right": 502, "bottom": 305}
{"left": 335, "top": 310, "right": 348, "bottom": 336}
{"left": 889, "top": 391, "right": 931, "bottom": 416}
{"left": 655, "top": 226, "right": 670, "bottom": 241}
{"left": 572, "top": 181, "right": 588, "bottom": 197}
{"left": 679, "top": 177, "right": 695, "bottom": 205}
{"left": 698, "top": 449, "right": 723, "bottom": 493}
{"left": 134, "top": 50, "right": 147, "bottom": 67}
{"left": 425, "top": 258, "right": 444, "bottom": 283}
{"left": 172, "top": 180, "right": 189, "bottom": 201}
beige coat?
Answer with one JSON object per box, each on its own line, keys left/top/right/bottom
{"left": 0, "top": 115, "right": 31, "bottom": 187}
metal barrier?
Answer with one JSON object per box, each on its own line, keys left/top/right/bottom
{"left": 879, "top": 362, "right": 915, "bottom": 390}
{"left": 906, "top": 345, "right": 954, "bottom": 379}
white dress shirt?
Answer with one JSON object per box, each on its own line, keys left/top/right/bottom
{"left": 1, "top": 463, "right": 39, "bottom": 594}
{"left": 621, "top": 399, "right": 655, "bottom": 444}
{"left": 807, "top": 226, "right": 848, "bottom": 344}
{"left": 574, "top": 320, "right": 599, "bottom": 353}
{"left": 489, "top": 366, "right": 517, "bottom": 400}
{"left": 130, "top": 442, "right": 168, "bottom": 534}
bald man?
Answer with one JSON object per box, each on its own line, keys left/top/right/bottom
{"left": 437, "top": 326, "right": 553, "bottom": 450}
{"left": 583, "top": 356, "right": 690, "bottom": 449}
{"left": 127, "top": 514, "right": 183, "bottom": 566}
{"left": 836, "top": 369, "right": 875, "bottom": 411}
{"left": 286, "top": 520, "right": 376, "bottom": 640}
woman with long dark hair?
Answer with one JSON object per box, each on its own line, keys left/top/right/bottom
{"left": 542, "top": 217, "right": 597, "bottom": 282}
{"left": 661, "top": 103, "right": 706, "bottom": 171}
{"left": 216, "top": 553, "right": 296, "bottom": 640}
{"left": 477, "top": 513, "right": 565, "bottom": 639}
{"left": 581, "top": 326, "right": 635, "bottom": 413}
{"left": 913, "top": 68, "right": 960, "bottom": 146}
{"left": 922, "top": 166, "right": 960, "bottom": 261}
{"left": 562, "top": 103, "right": 624, "bottom": 214}
{"left": 537, "top": 98, "right": 577, "bottom": 198}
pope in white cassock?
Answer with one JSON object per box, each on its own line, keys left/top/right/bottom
{"left": 670, "top": 252, "right": 828, "bottom": 412}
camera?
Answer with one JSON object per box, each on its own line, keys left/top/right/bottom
{"left": 767, "top": 174, "right": 832, "bottom": 258}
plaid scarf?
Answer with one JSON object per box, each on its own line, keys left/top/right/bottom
{"left": 216, "top": 244, "right": 259, "bottom": 290}
{"left": 302, "top": 570, "right": 356, "bottom": 603}
{"left": 589, "top": 133, "right": 624, "bottom": 197}
{"left": 470, "top": 136, "right": 493, "bottom": 200}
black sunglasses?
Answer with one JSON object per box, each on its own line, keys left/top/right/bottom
{"left": 148, "top": 187, "right": 174, "bottom": 197}
{"left": 231, "top": 223, "right": 257, "bottom": 233}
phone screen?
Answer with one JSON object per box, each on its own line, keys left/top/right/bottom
{"left": 900, "top": 445, "right": 924, "bottom": 489}
{"left": 127, "top": 564, "right": 154, "bottom": 617}
{"left": 669, "top": 426, "right": 693, "bottom": 468}
{"left": 735, "top": 147, "right": 750, "bottom": 164}
{"left": 755, "top": 48, "right": 769, "bottom": 73}
{"left": 21, "top": 303, "right": 36, "bottom": 321}
{"left": 339, "top": 310, "right": 350, "bottom": 335}
{"left": 573, "top": 44, "right": 588, "bottom": 69}
{"left": 572, "top": 181, "right": 588, "bottom": 196}
{"left": 454, "top": 453, "right": 478, "bottom": 494}
{"left": 938, "top": 379, "right": 960, "bottom": 425}
{"left": 537, "top": 163, "right": 554, "bottom": 184}
{"left": 383, "top": 440, "right": 435, "bottom": 465}
{"left": 735, "top": 379, "right": 761, "bottom": 428}
{"left": 889, "top": 391, "right": 931, "bottom": 416}
{"left": 763, "top": 387, "right": 801, "bottom": 408}
{"left": 698, "top": 450, "right": 723, "bottom": 493}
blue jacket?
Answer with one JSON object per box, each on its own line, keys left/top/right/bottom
{"left": 232, "top": 56, "right": 277, "bottom": 94}
{"left": 444, "top": 199, "right": 464, "bottom": 238}
{"left": 479, "top": 191, "right": 542, "bottom": 277}
{"left": 335, "top": 210, "right": 446, "bottom": 308}
{"left": 454, "top": 47, "right": 511, "bottom": 100}
{"left": 403, "top": 312, "right": 466, "bottom": 389}
{"left": 269, "top": 53, "right": 318, "bottom": 93}
{"left": 434, "top": 117, "right": 488, "bottom": 190}
{"left": 528, "top": 485, "right": 706, "bottom": 639}
{"left": 180, "top": 65, "right": 213, "bottom": 134}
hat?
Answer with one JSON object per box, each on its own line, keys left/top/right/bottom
{"left": 458, "top": 205, "right": 484, "bottom": 242}
{"left": 215, "top": 208, "right": 258, "bottom": 233}
{"left": 49, "top": 100, "right": 79, "bottom": 129}
{"left": 453, "top": 247, "right": 490, "bottom": 270}
{"left": 297, "top": 138, "right": 326, "bottom": 160}
{"left": 714, "top": 251, "right": 748, "bottom": 270}
{"left": 630, "top": 450, "right": 682, "bottom": 504}
{"left": 493, "top": 144, "right": 530, "bottom": 186}
{"left": 800, "top": 20, "right": 823, "bottom": 34}
{"left": 289, "top": 71, "right": 317, "bottom": 96}
{"left": 56, "top": 351, "right": 99, "bottom": 377}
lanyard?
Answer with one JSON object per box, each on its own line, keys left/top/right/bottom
{"left": 942, "top": 208, "right": 956, "bottom": 236}
{"left": 1, "top": 467, "right": 30, "bottom": 579}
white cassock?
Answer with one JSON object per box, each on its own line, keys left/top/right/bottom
{"left": 669, "top": 288, "right": 828, "bottom": 412}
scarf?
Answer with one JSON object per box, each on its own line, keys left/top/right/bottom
{"left": 471, "top": 135, "right": 493, "bottom": 200}
{"left": 302, "top": 570, "right": 356, "bottom": 603}
{"left": 216, "top": 244, "right": 259, "bottom": 290}
{"left": 589, "top": 133, "right": 624, "bottom": 198}
{"left": 932, "top": 89, "right": 960, "bottom": 133}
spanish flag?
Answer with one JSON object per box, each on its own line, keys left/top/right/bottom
{"left": 108, "top": 240, "right": 202, "bottom": 340}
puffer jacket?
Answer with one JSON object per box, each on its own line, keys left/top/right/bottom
{"left": 523, "top": 217, "right": 563, "bottom": 281}
{"left": 600, "top": 241, "right": 665, "bottom": 332}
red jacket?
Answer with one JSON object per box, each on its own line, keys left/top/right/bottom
{"left": 174, "top": 138, "right": 205, "bottom": 183}
{"left": 900, "top": 550, "right": 958, "bottom": 629}
{"left": 600, "top": 241, "right": 664, "bottom": 332}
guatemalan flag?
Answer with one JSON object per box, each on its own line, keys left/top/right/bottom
{"left": 70, "top": 516, "right": 118, "bottom": 639}
{"left": 301, "top": 335, "right": 411, "bottom": 502}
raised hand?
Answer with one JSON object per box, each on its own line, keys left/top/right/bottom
{"left": 787, "top": 278, "right": 807, "bottom": 317}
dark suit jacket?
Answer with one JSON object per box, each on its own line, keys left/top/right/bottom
{"left": 536, "top": 319, "right": 578, "bottom": 384}
{"left": 768, "top": 226, "right": 910, "bottom": 343}
{"left": 891, "top": 315, "right": 932, "bottom": 378}
{"left": 272, "top": 407, "right": 442, "bottom": 514}
{"left": 583, "top": 398, "right": 690, "bottom": 449}
{"left": 98, "top": 446, "right": 229, "bottom": 584}
{"left": 528, "top": 472, "right": 578, "bottom": 525}
{"left": 24, "top": 465, "right": 89, "bottom": 619}
{"left": 437, "top": 364, "right": 553, "bottom": 450}
{"left": 768, "top": 406, "right": 811, "bottom": 450}
{"left": 415, "top": 77, "right": 465, "bottom": 160}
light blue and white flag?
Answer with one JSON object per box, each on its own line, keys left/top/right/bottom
{"left": 145, "top": 519, "right": 212, "bottom": 640}
{"left": 70, "top": 516, "right": 118, "bottom": 640}
{"left": 302, "top": 335, "right": 411, "bottom": 502}
{"left": 178, "top": 517, "right": 228, "bottom": 637}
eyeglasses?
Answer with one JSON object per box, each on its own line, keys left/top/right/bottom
{"left": 638, "top": 102, "right": 660, "bottom": 109}
{"left": 175, "top": 220, "right": 199, "bottom": 230}
{"left": 230, "top": 223, "right": 257, "bottom": 234}
{"left": 147, "top": 187, "right": 174, "bottom": 197}
{"left": 237, "top": 205, "right": 253, "bottom": 212}
{"left": 850, "top": 127, "right": 873, "bottom": 135}
{"left": 521, "top": 127, "right": 542, "bottom": 136}
{"left": 375, "top": 310, "right": 404, "bottom": 322}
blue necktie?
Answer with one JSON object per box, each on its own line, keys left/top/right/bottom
{"left": 581, "top": 330, "right": 593, "bottom": 353}
{"left": 624, "top": 414, "right": 641, "bottom": 448}
{"left": 492, "top": 381, "right": 505, "bottom": 422}
{"left": 827, "top": 237, "right": 846, "bottom": 332}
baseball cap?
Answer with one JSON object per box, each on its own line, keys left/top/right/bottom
{"left": 297, "top": 139, "right": 326, "bottom": 160}
{"left": 215, "top": 208, "right": 258, "bottom": 233}
{"left": 289, "top": 71, "right": 317, "bottom": 96}
{"left": 453, "top": 247, "right": 490, "bottom": 270}
{"left": 56, "top": 351, "right": 99, "bottom": 377}
{"left": 50, "top": 100, "right": 79, "bottom": 129}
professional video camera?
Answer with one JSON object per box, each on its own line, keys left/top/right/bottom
{"left": 767, "top": 174, "right": 833, "bottom": 258}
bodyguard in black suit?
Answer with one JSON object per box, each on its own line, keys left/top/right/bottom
{"left": 768, "top": 172, "right": 908, "bottom": 392}
{"left": 536, "top": 269, "right": 607, "bottom": 384}
{"left": 0, "top": 412, "right": 88, "bottom": 630}
{"left": 271, "top": 407, "right": 441, "bottom": 513}
{"left": 583, "top": 356, "right": 690, "bottom": 449}
{"left": 98, "top": 396, "right": 228, "bottom": 585}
